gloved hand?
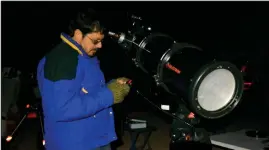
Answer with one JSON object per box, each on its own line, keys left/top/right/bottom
{"left": 107, "top": 78, "right": 131, "bottom": 104}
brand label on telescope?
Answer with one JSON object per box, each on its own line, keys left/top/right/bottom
{"left": 161, "top": 105, "right": 170, "bottom": 110}
{"left": 166, "top": 63, "right": 181, "bottom": 74}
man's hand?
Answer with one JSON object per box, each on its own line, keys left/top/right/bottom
{"left": 107, "top": 78, "right": 131, "bottom": 104}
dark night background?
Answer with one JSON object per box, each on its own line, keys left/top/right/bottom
{"left": 2, "top": 1, "right": 269, "bottom": 74}
{"left": 2, "top": 1, "right": 269, "bottom": 116}
{"left": 2, "top": 2, "right": 269, "bottom": 149}
{"left": 2, "top": 1, "right": 269, "bottom": 115}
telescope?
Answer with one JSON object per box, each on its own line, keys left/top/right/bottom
{"left": 107, "top": 14, "right": 244, "bottom": 149}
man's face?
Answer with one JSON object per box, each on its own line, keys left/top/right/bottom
{"left": 75, "top": 30, "right": 104, "bottom": 56}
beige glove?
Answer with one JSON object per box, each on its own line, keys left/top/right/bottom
{"left": 116, "top": 77, "right": 130, "bottom": 85}
{"left": 107, "top": 78, "right": 130, "bottom": 104}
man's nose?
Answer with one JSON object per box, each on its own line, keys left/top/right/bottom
{"left": 96, "top": 42, "right": 102, "bottom": 48}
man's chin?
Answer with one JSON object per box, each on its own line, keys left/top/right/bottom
{"left": 87, "top": 51, "right": 96, "bottom": 57}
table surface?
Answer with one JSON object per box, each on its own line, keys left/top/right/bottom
{"left": 210, "top": 130, "right": 267, "bottom": 150}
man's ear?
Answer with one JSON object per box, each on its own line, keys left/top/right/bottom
{"left": 74, "top": 29, "right": 82, "bottom": 38}
{"left": 73, "top": 29, "right": 83, "bottom": 44}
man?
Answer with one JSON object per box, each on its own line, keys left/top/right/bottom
{"left": 37, "top": 9, "right": 131, "bottom": 150}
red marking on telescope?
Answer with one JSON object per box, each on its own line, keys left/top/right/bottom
{"left": 165, "top": 63, "right": 181, "bottom": 74}
{"left": 185, "top": 134, "right": 191, "bottom": 141}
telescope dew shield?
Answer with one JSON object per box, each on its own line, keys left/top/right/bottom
{"left": 188, "top": 61, "right": 244, "bottom": 119}
{"left": 132, "top": 33, "right": 244, "bottom": 119}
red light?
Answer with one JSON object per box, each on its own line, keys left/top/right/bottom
{"left": 188, "top": 112, "right": 195, "bottom": 119}
{"left": 6, "top": 136, "right": 12, "bottom": 142}
{"left": 27, "top": 112, "right": 37, "bottom": 119}
{"left": 244, "top": 82, "right": 253, "bottom": 90}
{"left": 241, "top": 65, "right": 247, "bottom": 72}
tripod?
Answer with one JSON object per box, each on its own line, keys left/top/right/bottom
{"left": 169, "top": 105, "right": 212, "bottom": 150}
{"left": 5, "top": 102, "right": 45, "bottom": 150}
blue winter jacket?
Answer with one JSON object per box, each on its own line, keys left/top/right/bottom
{"left": 37, "top": 33, "right": 117, "bottom": 150}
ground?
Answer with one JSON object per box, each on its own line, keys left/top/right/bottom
{"left": 3, "top": 88, "right": 268, "bottom": 150}
{"left": 4, "top": 111, "right": 263, "bottom": 150}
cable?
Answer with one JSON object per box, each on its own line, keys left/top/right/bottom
{"left": 134, "top": 89, "right": 194, "bottom": 129}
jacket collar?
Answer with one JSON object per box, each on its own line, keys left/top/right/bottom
{"left": 60, "top": 32, "right": 87, "bottom": 57}
{"left": 60, "top": 33, "right": 99, "bottom": 63}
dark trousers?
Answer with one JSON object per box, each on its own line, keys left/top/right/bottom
{"left": 111, "top": 103, "right": 126, "bottom": 150}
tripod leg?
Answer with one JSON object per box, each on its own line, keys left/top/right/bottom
{"left": 129, "top": 131, "right": 139, "bottom": 150}
{"left": 38, "top": 111, "right": 46, "bottom": 149}
{"left": 38, "top": 112, "right": 44, "bottom": 138}
{"left": 6, "top": 114, "right": 27, "bottom": 142}
{"left": 141, "top": 131, "right": 152, "bottom": 150}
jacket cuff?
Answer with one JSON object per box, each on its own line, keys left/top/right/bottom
{"left": 102, "top": 87, "right": 114, "bottom": 107}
